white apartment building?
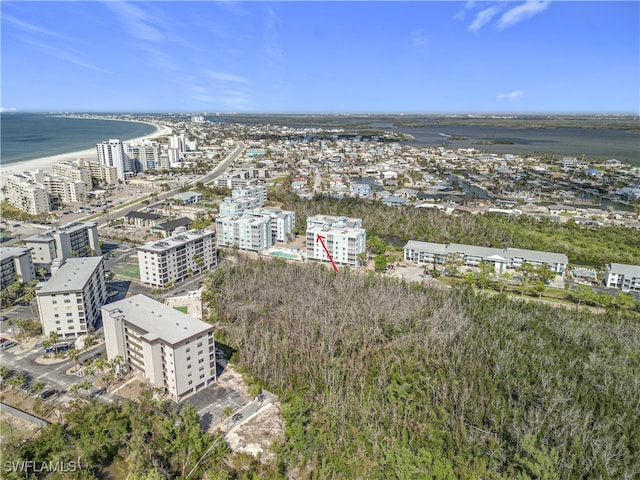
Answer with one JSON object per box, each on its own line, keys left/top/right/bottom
{"left": 4, "top": 174, "right": 51, "bottom": 215}
{"left": 102, "top": 294, "right": 216, "bottom": 402}
{"left": 24, "top": 221, "right": 101, "bottom": 268}
{"left": 232, "top": 184, "right": 267, "bottom": 205}
{"left": 0, "top": 247, "right": 36, "bottom": 290}
{"left": 402, "top": 240, "right": 569, "bottom": 274}
{"left": 52, "top": 162, "right": 93, "bottom": 191}
{"left": 216, "top": 215, "right": 272, "bottom": 252}
{"left": 246, "top": 207, "right": 296, "bottom": 243}
{"left": 36, "top": 257, "right": 107, "bottom": 338}
{"left": 219, "top": 196, "right": 263, "bottom": 216}
{"left": 305, "top": 215, "right": 367, "bottom": 267}
{"left": 96, "top": 139, "right": 132, "bottom": 181}
{"left": 137, "top": 229, "right": 217, "bottom": 288}
{"left": 605, "top": 263, "right": 640, "bottom": 292}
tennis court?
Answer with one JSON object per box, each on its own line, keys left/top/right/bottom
{"left": 116, "top": 264, "right": 140, "bottom": 280}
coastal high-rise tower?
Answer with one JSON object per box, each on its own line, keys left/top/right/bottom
{"left": 96, "top": 139, "right": 132, "bottom": 181}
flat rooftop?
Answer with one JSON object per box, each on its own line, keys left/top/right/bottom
{"left": 25, "top": 221, "right": 96, "bottom": 242}
{"left": 0, "top": 246, "right": 32, "bottom": 262}
{"left": 138, "top": 229, "right": 214, "bottom": 253}
{"left": 102, "top": 294, "right": 212, "bottom": 345}
{"left": 37, "top": 257, "right": 103, "bottom": 294}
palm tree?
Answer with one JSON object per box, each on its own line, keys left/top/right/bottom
{"left": 37, "top": 268, "right": 48, "bottom": 282}
{"left": 31, "top": 381, "right": 45, "bottom": 397}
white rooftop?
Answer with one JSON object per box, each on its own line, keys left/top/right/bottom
{"left": 37, "top": 257, "right": 103, "bottom": 294}
{"left": 0, "top": 246, "right": 32, "bottom": 262}
{"left": 102, "top": 294, "right": 212, "bottom": 345}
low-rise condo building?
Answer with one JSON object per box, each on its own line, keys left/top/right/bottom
{"left": 137, "top": 229, "right": 217, "bottom": 287}
{"left": 305, "top": 215, "right": 366, "bottom": 267}
{"left": 102, "top": 294, "right": 216, "bottom": 401}
{"left": 605, "top": 263, "right": 640, "bottom": 292}
{"left": 0, "top": 247, "right": 36, "bottom": 290}
{"left": 403, "top": 240, "right": 569, "bottom": 274}
{"left": 36, "top": 257, "right": 107, "bottom": 338}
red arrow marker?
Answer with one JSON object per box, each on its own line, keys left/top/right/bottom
{"left": 316, "top": 234, "right": 338, "bottom": 273}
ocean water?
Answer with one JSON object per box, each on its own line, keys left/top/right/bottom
{"left": 0, "top": 113, "right": 157, "bottom": 166}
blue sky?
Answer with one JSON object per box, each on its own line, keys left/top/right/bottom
{"left": 1, "top": 1, "right": 638, "bottom": 114}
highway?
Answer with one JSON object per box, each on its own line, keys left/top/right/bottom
{"left": 93, "top": 141, "right": 244, "bottom": 228}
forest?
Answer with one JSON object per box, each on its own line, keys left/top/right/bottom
{"left": 207, "top": 257, "right": 640, "bottom": 479}
{"left": 270, "top": 192, "right": 640, "bottom": 266}
{"left": 5, "top": 255, "right": 639, "bottom": 479}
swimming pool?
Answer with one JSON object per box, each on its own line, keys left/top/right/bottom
{"left": 270, "top": 251, "right": 299, "bottom": 259}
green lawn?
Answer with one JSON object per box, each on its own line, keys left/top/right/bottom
{"left": 116, "top": 264, "right": 140, "bottom": 280}
{"left": 173, "top": 305, "right": 188, "bottom": 314}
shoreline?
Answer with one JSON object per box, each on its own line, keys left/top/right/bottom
{"left": 0, "top": 120, "right": 173, "bottom": 177}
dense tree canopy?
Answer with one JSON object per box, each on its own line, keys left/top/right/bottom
{"left": 208, "top": 257, "right": 640, "bottom": 479}
{"left": 271, "top": 192, "right": 640, "bottom": 265}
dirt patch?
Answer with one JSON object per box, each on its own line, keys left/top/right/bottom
{"left": 109, "top": 375, "right": 146, "bottom": 401}
{"left": 0, "top": 390, "right": 60, "bottom": 423}
{"left": 217, "top": 364, "right": 251, "bottom": 399}
{"left": 225, "top": 402, "right": 285, "bottom": 462}
{"left": 0, "top": 411, "right": 40, "bottom": 443}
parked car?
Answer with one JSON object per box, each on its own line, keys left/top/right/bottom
{"left": 41, "top": 389, "right": 60, "bottom": 400}
{"left": 44, "top": 343, "right": 71, "bottom": 354}
{"left": 0, "top": 338, "right": 18, "bottom": 350}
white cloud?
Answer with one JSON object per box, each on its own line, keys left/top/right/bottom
{"left": 3, "top": 14, "right": 70, "bottom": 40}
{"left": 207, "top": 71, "right": 249, "bottom": 84}
{"left": 21, "top": 37, "right": 110, "bottom": 73}
{"left": 411, "top": 29, "right": 429, "bottom": 46}
{"left": 264, "top": 7, "right": 286, "bottom": 66}
{"left": 497, "top": 1, "right": 551, "bottom": 30}
{"left": 497, "top": 90, "right": 524, "bottom": 101}
{"left": 468, "top": 6, "right": 500, "bottom": 32}
{"left": 106, "top": 2, "right": 165, "bottom": 43}
{"left": 1, "top": 107, "right": 17, "bottom": 113}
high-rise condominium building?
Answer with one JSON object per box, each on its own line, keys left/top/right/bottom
{"left": 96, "top": 139, "right": 132, "bottom": 181}
{"left": 102, "top": 294, "right": 216, "bottom": 401}
{"left": 4, "top": 174, "right": 51, "bottom": 215}
{"left": 52, "top": 162, "right": 93, "bottom": 191}
{"left": 24, "top": 221, "right": 101, "bottom": 268}
{"left": 36, "top": 257, "right": 107, "bottom": 338}
{"left": 137, "top": 229, "right": 217, "bottom": 288}
{"left": 0, "top": 247, "right": 36, "bottom": 290}
{"left": 306, "top": 215, "right": 367, "bottom": 267}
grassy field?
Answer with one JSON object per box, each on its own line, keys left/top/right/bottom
{"left": 116, "top": 264, "right": 140, "bottom": 280}
{"left": 173, "top": 305, "right": 188, "bottom": 314}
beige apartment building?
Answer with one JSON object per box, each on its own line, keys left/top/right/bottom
{"left": 102, "top": 294, "right": 216, "bottom": 401}
{"left": 4, "top": 173, "right": 51, "bottom": 215}
{"left": 52, "top": 162, "right": 93, "bottom": 191}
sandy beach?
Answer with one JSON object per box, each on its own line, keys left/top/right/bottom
{"left": 0, "top": 121, "right": 173, "bottom": 177}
